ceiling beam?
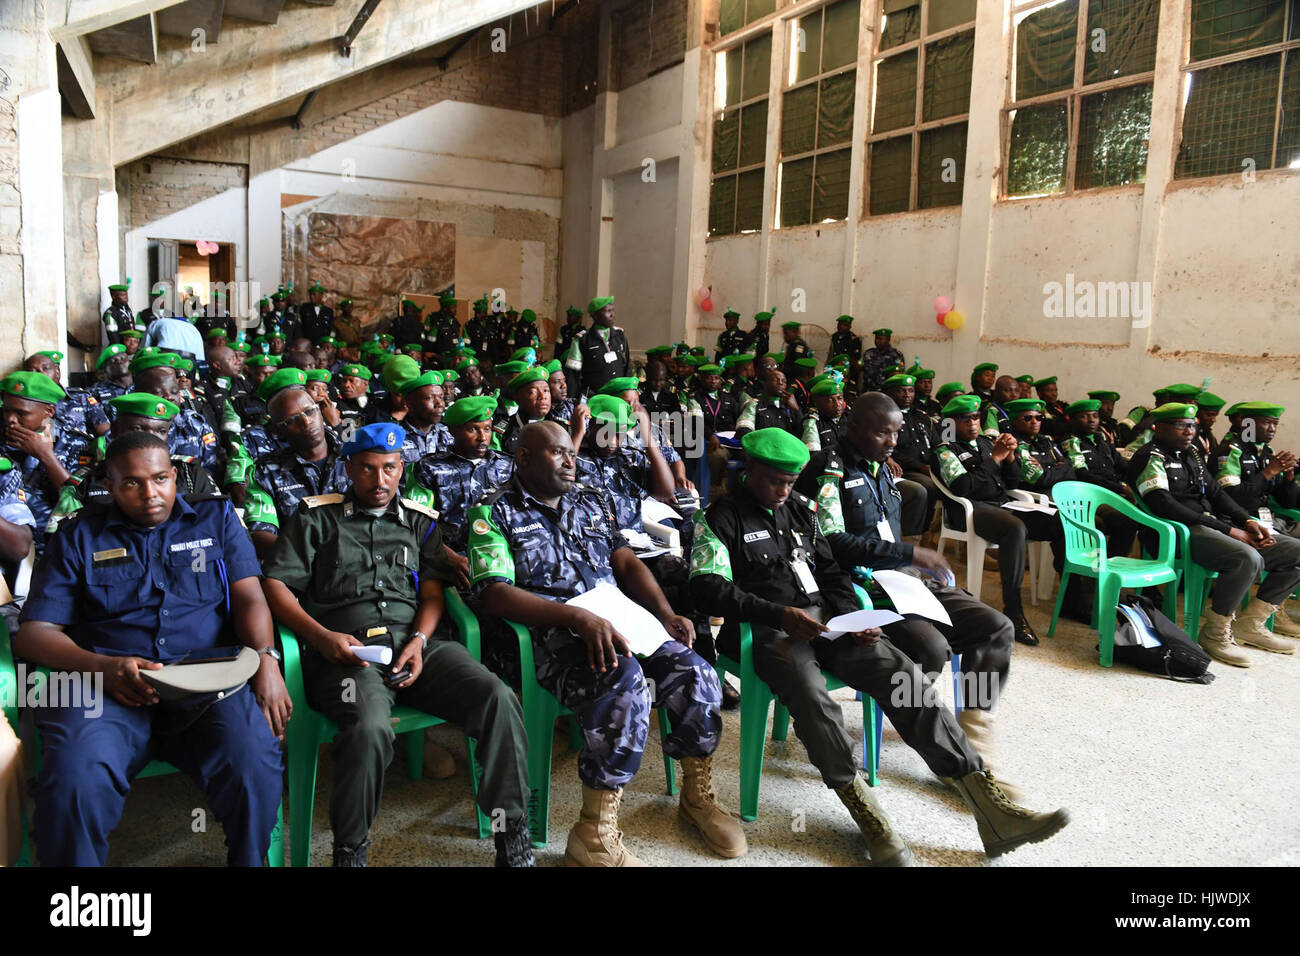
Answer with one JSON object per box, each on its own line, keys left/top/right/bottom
{"left": 56, "top": 37, "right": 98, "bottom": 119}
{"left": 222, "top": 0, "right": 286, "bottom": 24}
{"left": 85, "top": 13, "right": 158, "bottom": 63}
{"left": 50, "top": 0, "right": 188, "bottom": 40}
{"left": 156, "top": 0, "right": 225, "bottom": 41}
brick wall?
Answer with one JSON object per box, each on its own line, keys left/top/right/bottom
{"left": 123, "top": 157, "right": 248, "bottom": 229}
{"left": 612, "top": 0, "right": 688, "bottom": 91}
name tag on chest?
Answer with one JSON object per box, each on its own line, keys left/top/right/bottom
{"left": 843, "top": 477, "right": 866, "bottom": 489}
{"left": 743, "top": 530, "right": 771, "bottom": 543}
{"left": 604, "top": 351, "right": 618, "bottom": 363}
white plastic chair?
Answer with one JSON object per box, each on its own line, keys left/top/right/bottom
{"left": 933, "top": 478, "right": 1050, "bottom": 605}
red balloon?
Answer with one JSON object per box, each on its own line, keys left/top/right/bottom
{"left": 701, "top": 298, "right": 714, "bottom": 312}
{"left": 936, "top": 311, "right": 948, "bottom": 326}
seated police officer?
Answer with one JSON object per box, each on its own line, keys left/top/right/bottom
{"left": 1061, "top": 397, "right": 1141, "bottom": 561}
{"left": 468, "top": 421, "right": 744, "bottom": 865}
{"left": 796, "top": 395, "right": 1020, "bottom": 797}
{"left": 16, "top": 431, "right": 287, "bottom": 866}
{"left": 690, "top": 428, "right": 1068, "bottom": 865}
{"left": 261, "top": 422, "right": 532, "bottom": 867}
{"left": 493, "top": 365, "right": 553, "bottom": 456}
{"left": 1130, "top": 402, "right": 1300, "bottom": 667}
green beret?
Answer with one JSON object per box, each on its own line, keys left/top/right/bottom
{"left": 512, "top": 347, "right": 538, "bottom": 363}
{"left": 36, "top": 350, "right": 64, "bottom": 364}
{"left": 1067, "top": 399, "right": 1102, "bottom": 414}
{"left": 0, "top": 372, "right": 65, "bottom": 405}
{"left": 108, "top": 392, "right": 179, "bottom": 421}
{"left": 509, "top": 367, "right": 549, "bottom": 392}
{"left": 267, "top": 330, "right": 286, "bottom": 341}
{"left": 763, "top": 352, "right": 783, "bottom": 363}
{"left": 781, "top": 320, "right": 801, "bottom": 331}
{"left": 1231, "top": 401, "right": 1285, "bottom": 418}
{"left": 913, "top": 368, "right": 935, "bottom": 380}
{"left": 119, "top": 329, "right": 142, "bottom": 339}
{"left": 587, "top": 296, "right": 614, "bottom": 314}
{"left": 339, "top": 364, "right": 372, "bottom": 381}
{"left": 271, "top": 288, "right": 287, "bottom": 300}
{"left": 754, "top": 312, "right": 773, "bottom": 323}
{"left": 742, "top": 427, "right": 810, "bottom": 475}
{"left": 1154, "top": 383, "right": 1201, "bottom": 400}
{"left": 129, "top": 351, "right": 178, "bottom": 374}
{"left": 1015, "top": 374, "right": 1035, "bottom": 384}
{"left": 973, "top": 363, "right": 998, "bottom": 374}
{"left": 598, "top": 376, "right": 640, "bottom": 396}
{"left": 810, "top": 378, "right": 843, "bottom": 397}
{"left": 107, "top": 281, "right": 130, "bottom": 292}
{"left": 204, "top": 328, "right": 229, "bottom": 340}
{"left": 256, "top": 367, "right": 309, "bottom": 401}
{"left": 1149, "top": 402, "right": 1198, "bottom": 422}
{"left": 456, "top": 346, "right": 478, "bottom": 358}
{"left": 377, "top": 334, "right": 395, "bottom": 344}
{"left": 443, "top": 395, "right": 497, "bottom": 427}
{"left": 95, "top": 344, "right": 127, "bottom": 370}
{"left": 831, "top": 354, "right": 850, "bottom": 366}
{"left": 936, "top": 382, "right": 965, "bottom": 402}
{"left": 883, "top": 364, "right": 905, "bottom": 377}
{"left": 883, "top": 374, "right": 916, "bottom": 389}
{"left": 587, "top": 394, "right": 636, "bottom": 434}
{"left": 723, "top": 309, "right": 740, "bottom": 319}
{"left": 723, "top": 352, "right": 755, "bottom": 368}
{"left": 1195, "top": 391, "right": 1226, "bottom": 411}
{"left": 244, "top": 354, "right": 277, "bottom": 368}
{"left": 698, "top": 364, "right": 723, "bottom": 375}
{"left": 566, "top": 305, "right": 583, "bottom": 316}
{"left": 397, "top": 370, "right": 446, "bottom": 395}
{"left": 382, "top": 355, "right": 422, "bottom": 389}
{"left": 1087, "top": 390, "right": 1120, "bottom": 402}
{"left": 402, "top": 343, "right": 424, "bottom": 354}
{"left": 1005, "top": 398, "right": 1046, "bottom": 415}
{"left": 690, "top": 346, "right": 706, "bottom": 357}
{"left": 679, "top": 355, "right": 705, "bottom": 368}
{"left": 646, "top": 346, "right": 673, "bottom": 357}
{"left": 309, "top": 280, "right": 326, "bottom": 293}
{"left": 306, "top": 369, "right": 332, "bottom": 383}
{"left": 1033, "top": 376, "right": 1058, "bottom": 387}
{"left": 174, "top": 358, "right": 194, "bottom": 373}
{"left": 401, "top": 299, "right": 423, "bottom": 311}
{"left": 456, "top": 357, "right": 479, "bottom": 371}
{"left": 520, "top": 309, "right": 537, "bottom": 323}
{"left": 317, "top": 335, "right": 340, "bottom": 347}
{"left": 942, "top": 394, "right": 982, "bottom": 417}
{"left": 232, "top": 341, "right": 251, "bottom": 354}
{"left": 793, "top": 357, "right": 817, "bottom": 370}
{"left": 494, "top": 361, "right": 528, "bottom": 378}
{"left": 442, "top": 369, "right": 460, "bottom": 382}
{"left": 836, "top": 316, "right": 854, "bottom": 326}
{"left": 543, "top": 359, "right": 562, "bottom": 374}
{"left": 872, "top": 327, "right": 892, "bottom": 335}
{"left": 340, "top": 298, "right": 354, "bottom": 306}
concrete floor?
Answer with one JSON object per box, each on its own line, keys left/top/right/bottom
{"left": 96, "top": 555, "right": 1300, "bottom": 867}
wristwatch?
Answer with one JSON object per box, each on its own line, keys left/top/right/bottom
{"left": 409, "top": 630, "right": 429, "bottom": 649}
{"left": 257, "top": 646, "right": 282, "bottom": 662}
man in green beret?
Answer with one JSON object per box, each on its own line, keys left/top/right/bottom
{"left": 735, "top": 366, "right": 802, "bottom": 439}
{"left": 332, "top": 298, "right": 361, "bottom": 347}
{"left": 335, "top": 363, "right": 373, "bottom": 436}
{"left": 981, "top": 376, "right": 1020, "bottom": 437}
{"left": 1118, "top": 384, "right": 1202, "bottom": 454}
{"left": 389, "top": 298, "right": 426, "bottom": 352}
{"left": 1087, "top": 390, "right": 1121, "bottom": 443}
{"left": 595, "top": 376, "right": 696, "bottom": 494}
{"left": 1014, "top": 375, "right": 1035, "bottom": 400}
{"left": 787, "top": 356, "right": 819, "bottom": 415}
{"left": 970, "top": 363, "right": 998, "bottom": 403}
{"left": 126, "top": 353, "right": 223, "bottom": 473}
{"left": 426, "top": 289, "right": 460, "bottom": 359}
{"left": 555, "top": 305, "right": 586, "bottom": 396}
{"left": 725, "top": 352, "right": 760, "bottom": 404}
{"left": 930, "top": 394, "right": 1065, "bottom": 645}
{"left": 539, "top": 359, "right": 575, "bottom": 428}
{"left": 25, "top": 351, "right": 110, "bottom": 440}
{"left": 136, "top": 284, "right": 169, "bottom": 331}
{"left": 512, "top": 308, "right": 542, "bottom": 354}
{"left": 715, "top": 309, "right": 748, "bottom": 365}
{"left": 1032, "top": 377, "right": 1070, "bottom": 440}
{"left": 1129, "top": 403, "right": 1300, "bottom": 665}
{"left": 828, "top": 317, "right": 862, "bottom": 389}
{"left": 882, "top": 373, "right": 939, "bottom": 539}
{"left": 1193, "top": 390, "right": 1226, "bottom": 460}
{"left": 911, "top": 367, "right": 940, "bottom": 421}
{"left": 640, "top": 359, "right": 688, "bottom": 456}
{"left": 802, "top": 376, "right": 847, "bottom": 454}
{"left": 936, "top": 382, "right": 965, "bottom": 406}
{"left": 861, "top": 326, "right": 903, "bottom": 392}
{"left": 693, "top": 427, "right": 1069, "bottom": 862}
{"left": 300, "top": 281, "right": 335, "bottom": 342}
{"left": 779, "top": 320, "right": 812, "bottom": 382}
{"left": 743, "top": 311, "right": 772, "bottom": 360}
{"left": 90, "top": 344, "right": 134, "bottom": 406}
{"left": 102, "top": 280, "right": 139, "bottom": 345}
{"left": 493, "top": 366, "right": 554, "bottom": 455}
{"left": 1059, "top": 397, "right": 1142, "bottom": 568}
{"left": 568, "top": 296, "right": 630, "bottom": 396}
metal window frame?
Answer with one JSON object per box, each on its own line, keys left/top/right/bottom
{"left": 711, "top": 33, "right": 776, "bottom": 237}
{"left": 1001, "top": 0, "right": 1159, "bottom": 198}
{"left": 864, "top": 0, "right": 977, "bottom": 214}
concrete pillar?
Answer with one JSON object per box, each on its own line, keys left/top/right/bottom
{"left": 676, "top": 0, "right": 711, "bottom": 347}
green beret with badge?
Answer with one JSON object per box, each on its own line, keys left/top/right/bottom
{"left": 754, "top": 312, "right": 773, "bottom": 324}
{"left": 443, "top": 395, "right": 498, "bottom": 427}
{"left": 1230, "top": 401, "right": 1285, "bottom": 419}
{"left": 306, "top": 369, "right": 332, "bottom": 383}
{"left": 456, "top": 357, "right": 479, "bottom": 371}
{"left": 129, "top": 351, "right": 177, "bottom": 374}
{"left": 1149, "top": 402, "right": 1198, "bottom": 421}
{"left": 587, "top": 394, "right": 636, "bottom": 434}
{"left": 1087, "top": 390, "right": 1120, "bottom": 402}
{"left": 119, "top": 328, "right": 142, "bottom": 339}
{"left": 493, "top": 361, "right": 528, "bottom": 379}
{"left": 973, "top": 362, "right": 998, "bottom": 375}
{"left": 936, "top": 382, "right": 965, "bottom": 402}
{"left": 912, "top": 368, "right": 935, "bottom": 380}
{"left": 396, "top": 370, "right": 445, "bottom": 395}
{"left": 244, "top": 354, "right": 277, "bottom": 368}
{"left": 1032, "top": 376, "right": 1058, "bottom": 387}
{"left": 1195, "top": 390, "right": 1226, "bottom": 412}
{"left": 781, "top": 320, "right": 801, "bottom": 331}
{"left": 698, "top": 364, "right": 722, "bottom": 375}
{"left": 810, "top": 378, "right": 843, "bottom": 397}
{"left": 598, "top": 376, "right": 640, "bottom": 396}
{"left": 512, "top": 347, "right": 538, "bottom": 364}
{"left": 882, "top": 374, "right": 915, "bottom": 389}
{"left": 204, "top": 327, "right": 229, "bottom": 340}
{"left": 508, "top": 367, "right": 549, "bottom": 392}
{"left": 256, "top": 367, "right": 309, "bottom": 402}
{"left": 742, "top": 427, "right": 811, "bottom": 475}
{"left": 1015, "top": 374, "right": 1035, "bottom": 385}
{"left": 942, "top": 394, "right": 982, "bottom": 417}
{"left": 95, "top": 344, "right": 127, "bottom": 370}
{"left": 1005, "top": 398, "right": 1046, "bottom": 415}
{"left": 520, "top": 309, "right": 537, "bottom": 323}
{"left": 109, "top": 392, "right": 180, "bottom": 421}
{"left": 543, "top": 359, "right": 562, "bottom": 374}
{"left": 793, "top": 357, "right": 817, "bottom": 370}
{"left": 723, "top": 308, "right": 740, "bottom": 319}
{"left": 339, "top": 363, "right": 372, "bottom": 381}
{"left": 1067, "top": 399, "right": 1101, "bottom": 414}
{"left": 37, "top": 350, "right": 64, "bottom": 364}
{"left": 0, "top": 371, "right": 66, "bottom": 405}
{"left": 1153, "top": 383, "right": 1201, "bottom": 401}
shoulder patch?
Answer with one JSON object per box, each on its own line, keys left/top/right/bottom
{"left": 172, "top": 454, "right": 197, "bottom": 464}
{"left": 302, "top": 493, "right": 346, "bottom": 508}
{"left": 400, "top": 497, "right": 439, "bottom": 520}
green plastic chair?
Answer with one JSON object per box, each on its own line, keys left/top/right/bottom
{"left": 500, "top": 617, "right": 678, "bottom": 849}
{"left": 715, "top": 584, "right": 880, "bottom": 822}
{"left": 281, "top": 587, "right": 490, "bottom": 867}
{"left": 1046, "top": 481, "right": 1180, "bottom": 667}
{"left": 2, "top": 618, "right": 285, "bottom": 867}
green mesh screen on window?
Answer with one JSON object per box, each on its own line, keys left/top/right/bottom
{"left": 740, "top": 101, "right": 769, "bottom": 168}
{"left": 928, "top": 0, "right": 978, "bottom": 33}
{"left": 736, "top": 168, "right": 767, "bottom": 232}
{"left": 1015, "top": 0, "right": 1080, "bottom": 101}
{"left": 821, "top": 0, "right": 861, "bottom": 71}
{"left": 782, "top": 84, "right": 819, "bottom": 155}
{"left": 780, "top": 156, "right": 816, "bottom": 226}
{"left": 880, "top": 1, "right": 921, "bottom": 51}
{"left": 1083, "top": 0, "right": 1160, "bottom": 84}
{"left": 1176, "top": 54, "right": 1282, "bottom": 177}
{"left": 813, "top": 147, "right": 853, "bottom": 221}
{"left": 1278, "top": 51, "right": 1300, "bottom": 167}
{"left": 710, "top": 176, "right": 738, "bottom": 236}
{"left": 818, "top": 70, "right": 857, "bottom": 148}
{"left": 870, "top": 135, "right": 913, "bottom": 214}
{"left": 918, "top": 122, "right": 968, "bottom": 207}
{"left": 874, "top": 48, "right": 918, "bottom": 132}
{"left": 713, "top": 109, "right": 740, "bottom": 174}
{"left": 924, "top": 29, "right": 974, "bottom": 121}
{"left": 1189, "top": 0, "right": 1286, "bottom": 63}
{"left": 1076, "top": 83, "right": 1152, "bottom": 188}
{"left": 743, "top": 33, "right": 774, "bottom": 101}
{"left": 1006, "top": 100, "right": 1069, "bottom": 195}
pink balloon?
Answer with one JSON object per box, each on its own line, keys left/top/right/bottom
{"left": 701, "top": 298, "right": 714, "bottom": 312}
{"left": 698, "top": 286, "right": 711, "bottom": 301}
{"left": 934, "top": 296, "right": 953, "bottom": 314}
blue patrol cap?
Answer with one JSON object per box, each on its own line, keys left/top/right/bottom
{"left": 341, "top": 422, "right": 404, "bottom": 458}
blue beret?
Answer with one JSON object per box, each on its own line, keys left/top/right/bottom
{"left": 341, "top": 422, "right": 405, "bottom": 458}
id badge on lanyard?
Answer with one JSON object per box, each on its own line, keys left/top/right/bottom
{"left": 864, "top": 470, "right": 896, "bottom": 542}
{"left": 791, "top": 547, "right": 820, "bottom": 596}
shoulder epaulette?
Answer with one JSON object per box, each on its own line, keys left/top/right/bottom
{"left": 172, "top": 454, "right": 198, "bottom": 465}
{"left": 302, "top": 493, "right": 345, "bottom": 508}
{"left": 790, "top": 490, "right": 817, "bottom": 512}
{"left": 400, "top": 497, "right": 439, "bottom": 520}
{"left": 476, "top": 483, "right": 510, "bottom": 508}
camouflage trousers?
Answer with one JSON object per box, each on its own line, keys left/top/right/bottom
{"left": 533, "top": 630, "right": 723, "bottom": 790}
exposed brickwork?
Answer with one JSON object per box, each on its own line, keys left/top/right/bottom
{"left": 612, "top": 0, "right": 687, "bottom": 91}
{"left": 123, "top": 157, "right": 248, "bottom": 228}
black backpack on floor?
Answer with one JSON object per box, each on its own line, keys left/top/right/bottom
{"left": 1107, "top": 593, "right": 1215, "bottom": 684}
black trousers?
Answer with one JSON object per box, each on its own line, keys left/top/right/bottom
{"left": 901, "top": 471, "right": 939, "bottom": 536}
{"left": 969, "top": 502, "right": 1065, "bottom": 617}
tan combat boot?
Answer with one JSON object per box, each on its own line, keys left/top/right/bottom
{"left": 956, "top": 709, "right": 1022, "bottom": 804}
{"left": 564, "top": 786, "right": 645, "bottom": 867}
{"left": 1198, "top": 608, "right": 1251, "bottom": 668}
{"left": 1235, "top": 598, "right": 1296, "bottom": 655}
{"left": 679, "top": 756, "right": 748, "bottom": 858}
{"left": 835, "top": 771, "right": 913, "bottom": 866}
{"left": 1261, "top": 598, "right": 1300, "bottom": 639}
{"left": 951, "top": 770, "right": 1070, "bottom": 858}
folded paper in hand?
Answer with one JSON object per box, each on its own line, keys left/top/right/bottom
{"left": 350, "top": 645, "right": 393, "bottom": 665}
{"left": 822, "top": 608, "right": 904, "bottom": 640}
{"left": 1001, "top": 500, "right": 1057, "bottom": 515}
{"left": 565, "top": 582, "right": 672, "bottom": 656}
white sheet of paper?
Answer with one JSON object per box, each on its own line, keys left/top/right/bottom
{"left": 641, "top": 497, "right": 682, "bottom": 524}
{"left": 716, "top": 430, "right": 736, "bottom": 440}
{"left": 565, "top": 583, "right": 673, "bottom": 657}
{"left": 619, "top": 528, "right": 670, "bottom": 559}
{"left": 822, "top": 608, "right": 904, "bottom": 640}
{"left": 351, "top": 645, "right": 393, "bottom": 665}
{"left": 871, "top": 569, "right": 953, "bottom": 625}
{"left": 1001, "top": 500, "right": 1057, "bottom": 515}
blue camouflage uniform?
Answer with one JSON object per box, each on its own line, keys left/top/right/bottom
{"left": 55, "top": 390, "right": 108, "bottom": 438}
{"left": 167, "top": 406, "right": 222, "bottom": 471}
{"left": 88, "top": 379, "right": 130, "bottom": 406}
{"left": 247, "top": 430, "right": 351, "bottom": 535}
{"left": 0, "top": 460, "right": 36, "bottom": 631}
{"left": 575, "top": 448, "right": 651, "bottom": 532}
{"left": 2, "top": 425, "right": 92, "bottom": 557}
{"left": 19, "top": 494, "right": 283, "bottom": 865}
{"left": 468, "top": 476, "right": 721, "bottom": 791}
{"left": 411, "top": 448, "right": 514, "bottom": 552}
{"left": 241, "top": 423, "right": 286, "bottom": 462}
{"left": 399, "top": 421, "right": 453, "bottom": 463}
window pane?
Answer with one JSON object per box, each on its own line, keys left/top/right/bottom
{"left": 720, "top": 0, "right": 746, "bottom": 36}
{"left": 782, "top": 83, "right": 819, "bottom": 155}
{"left": 873, "top": 49, "right": 918, "bottom": 133}
{"left": 710, "top": 175, "right": 737, "bottom": 236}
{"left": 1006, "top": 100, "right": 1069, "bottom": 196}
{"left": 1279, "top": 50, "right": 1300, "bottom": 167}
{"left": 713, "top": 108, "right": 741, "bottom": 173}
{"left": 813, "top": 147, "right": 853, "bottom": 221}
{"left": 743, "top": 34, "right": 773, "bottom": 101}
{"left": 736, "top": 168, "right": 767, "bottom": 232}
{"left": 748, "top": 0, "right": 777, "bottom": 24}
{"left": 780, "top": 157, "right": 815, "bottom": 227}
{"left": 1084, "top": 0, "right": 1160, "bottom": 84}
{"left": 724, "top": 48, "right": 743, "bottom": 109}
{"left": 924, "top": 29, "right": 974, "bottom": 121}
{"left": 1189, "top": 0, "right": 1286, "bottom": 63}
{"left": 821, "top": 0, "right": 861, "bottom": 71}
{"left": 739, "top": 101, "right": 769, "bottom": 168}
{"left": 869, "top": 135, "right": 913, "bottom": 214}
{"left": 793, "top": 13, "right": 824, "bottom": 84}
{"left": 879, "top": 2, "right": 920, "bottom": 51}
{"left": 1176, "top": 54, "right": 1282, "bottom": 178}
{"left": 1015, "top": 0, "right": 1079, "bottom": 101}
{"left": 1076, "top": 82, "right": 1152, "bottom": 189}
{"left": 928, "top": 0, "right": 978, "bottom": 33}
{"left": 818, "top": 69, "right": 857, "bottom": 148}
{"left": 918, "top": 121, "right": 967, "bottom": 207}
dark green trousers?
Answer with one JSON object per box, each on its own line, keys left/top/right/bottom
{"left": 303, "top": 639, "right": 528, "bottom": 847}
